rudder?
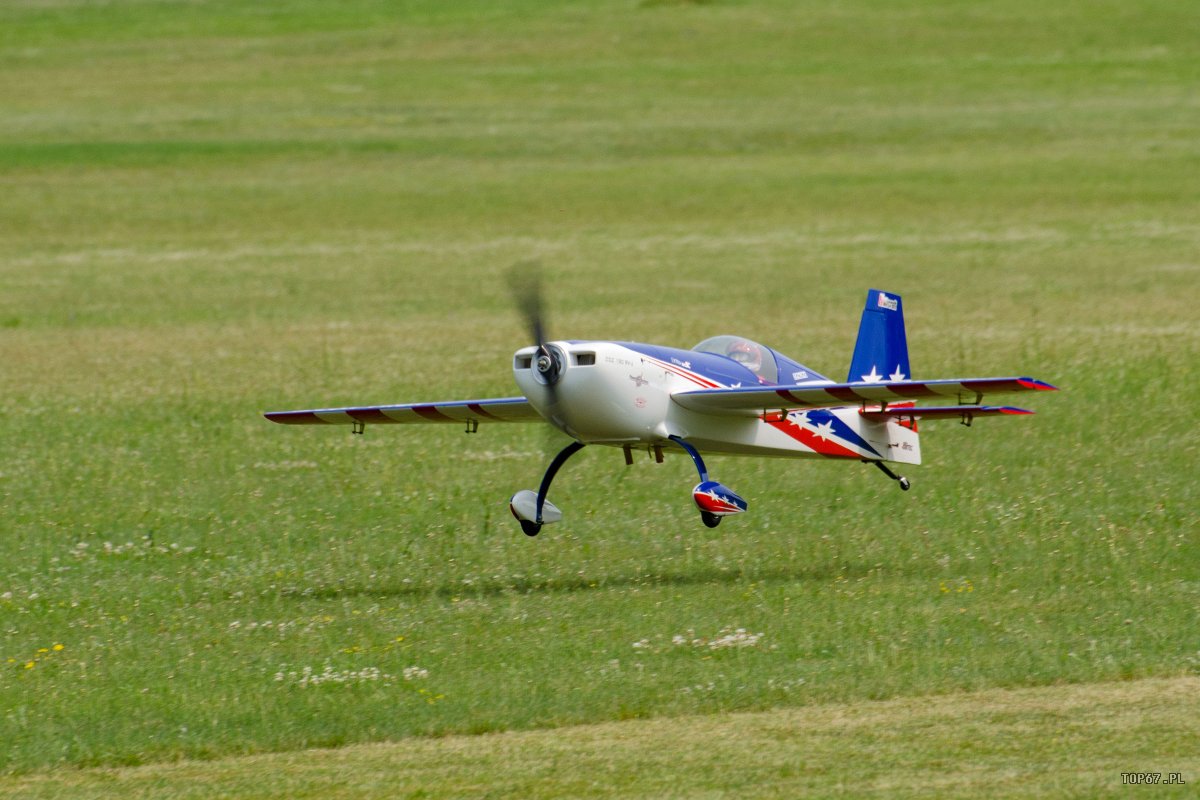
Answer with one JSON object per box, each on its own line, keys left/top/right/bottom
{"left": 848, "top": 289, "right": 910, "bottom": 383}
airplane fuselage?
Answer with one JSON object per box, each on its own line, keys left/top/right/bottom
{"left": 512, "top": 341, "right": 921, "bottom": 465}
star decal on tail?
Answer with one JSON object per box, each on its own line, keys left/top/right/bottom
{"left": 861, "top": 366, "right": 884, "bottom": 383}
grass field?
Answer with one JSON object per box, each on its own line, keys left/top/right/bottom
{"left": 1, "top": 0, "right": 1197, "bottom": 795}
{"left": 5, "top": 678, "right": 1199, "bottom": 799}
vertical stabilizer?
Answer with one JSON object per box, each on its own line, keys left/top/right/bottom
{"left": 848, "top": 289, "right": 910, "bottom": 383}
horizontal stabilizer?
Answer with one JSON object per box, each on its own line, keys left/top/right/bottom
{"left": 264, "top": 396, "right": 541, "bottom": 425}
{"left": 860, "top": 405, "right": 1035, "bottom": 422}
{"left": 673, "top": 377, "right": 1056, "bottom": 415}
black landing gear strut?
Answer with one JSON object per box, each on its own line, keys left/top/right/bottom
{"left": 867, "top": 459, "right": 911, "bottom": 491}
{"left": 516, "top": 441, "right": 586, "bottom": 537}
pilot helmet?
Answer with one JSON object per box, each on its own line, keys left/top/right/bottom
{"left": 727, "top": 340, "right": 762, "bottom": 372}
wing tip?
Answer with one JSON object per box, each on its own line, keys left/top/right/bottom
{"left": 264, "top": 411, "right": 325, "bottom": 425}
{"left": 1018, "top": 378, "right": 1058, "bottom": 391}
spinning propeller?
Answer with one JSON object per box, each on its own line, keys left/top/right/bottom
{"left": 508, "top": 261, "right": 565, "bottom": 395}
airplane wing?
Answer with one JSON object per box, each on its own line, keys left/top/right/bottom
{"left": 672, "top": 377, "right": 1057, "bottom": 415}
{"left": 264, "top": 396, "right": 542, "bottom": 426}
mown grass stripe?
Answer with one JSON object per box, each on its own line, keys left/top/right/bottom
{"left": 3, "top": 677, "right": 1196, "bottom": 799}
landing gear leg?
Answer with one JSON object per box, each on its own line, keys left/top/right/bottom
{"left": 868, "top": 459, "right": 911, "bottom": 491}
{"left": 668, "top": 435, "right": 710, "bottom": 483}
{"left": 514, "top": 441, "right": 586, "bottom": 536}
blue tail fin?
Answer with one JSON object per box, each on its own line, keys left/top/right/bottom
{"left": 848, "top": 289, "right": 911, "bottom": 383}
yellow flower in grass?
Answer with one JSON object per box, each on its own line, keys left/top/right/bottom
{"left": 53, "top": 644, "right": 64, "bottom": 651}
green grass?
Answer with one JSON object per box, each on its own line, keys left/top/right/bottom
{"left": 4, "top": 678, "right": 1199, "bottom": 799}
{"left": 1, "top": 0, "right": 1198, "bottom": 790}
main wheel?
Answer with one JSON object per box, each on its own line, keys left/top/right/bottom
{"left": 520, "top": 520, "right": 543, "bottom": 537}
{"left": 700, "top": 511, "right": 721, "bottom": 528}
{"left": 898, "top": 477, "right": 911, "bottom": 491}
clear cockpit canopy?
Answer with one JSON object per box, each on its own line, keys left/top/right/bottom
{"left": 692, "top": 335, "right": 778, "bottom": 383}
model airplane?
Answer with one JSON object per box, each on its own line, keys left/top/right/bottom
{"left": 266, "top": 284, "right": 1056, "bottom": 535}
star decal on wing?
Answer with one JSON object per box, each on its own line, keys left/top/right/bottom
{"left": 889, "top": 365, "right": 907, "bottom": 381}
{"left": 861, "top": 365, "right": 883, "bottom": 383}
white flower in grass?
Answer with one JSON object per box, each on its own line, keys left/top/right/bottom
{"left": 275, "top": 663, "right": 395, "bottom": 687}
{"left": 670, "top": 626, "right": 766, "bottom": 651}
{"left": 708, "top": 628, "right": 764, "bottom": 650}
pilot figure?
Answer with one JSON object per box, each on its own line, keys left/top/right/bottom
{"left": 726, "top": 339, "right": 764, "bottom": 375}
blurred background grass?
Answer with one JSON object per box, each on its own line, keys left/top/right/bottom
{"left": 0, "top": 0, "right": 1197, "bottom": 775}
